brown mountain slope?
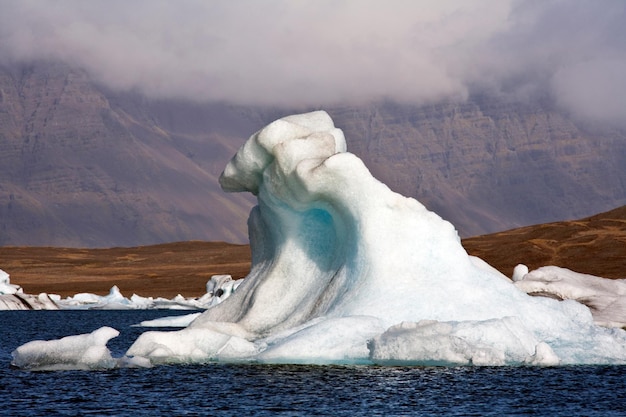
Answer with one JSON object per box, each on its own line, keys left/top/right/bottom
{"left": 1, "top": 241, "right": 251, "bottom": 298}
{"left": 2, "top": 206, "right": 624, "bottom": 299}
{"left": 462, "top": 205, "right": 626, "bottom": 279}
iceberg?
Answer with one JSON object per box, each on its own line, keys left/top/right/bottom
{"left": 11, "top": 111, "right": 626, "bottom": 369}
{"left": 125, "top": 111, "right": 626, "bottom": 366}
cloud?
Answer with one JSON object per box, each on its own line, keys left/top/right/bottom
{"left": 552, "top": 59, "right": 626, "bottom": 128}
{"left": 1, "top": 0, "right": 625, "bottom": 125}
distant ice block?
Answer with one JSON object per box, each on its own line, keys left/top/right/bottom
{"left": 0, "top": 274, "right": 239, "bottom": 310}
{"left": 0, "top": 294, "right": 31, "bottom": 310}
{"left": 11, "top": 327, "right": 120, "bottom": 371}
{"left": 128, "top": 110, "right": 626, "bottom": 366}
{"left": 0, "top": 269, "right": 21, "bottom": 295}
{"left": 0, "top": 280, "right": 59, "bottom": 311}
{"left": 514, "top": 265, "right": 626, "bottom": 328}
{"left": 48, "top": 275, "right": 241, "bottom": 311}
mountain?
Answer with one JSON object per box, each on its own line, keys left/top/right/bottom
{"left": 0, "top": 62, "right": 256, "bottom": 246}
{"left": 330, "top": 100, "right": 626, "bottom": 236}
{"left": 1, "top": 61, "right": 625, "bottom": 247}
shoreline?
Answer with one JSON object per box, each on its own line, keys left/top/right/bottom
{"left": 0, "top": 241, "right": 251, "bottom": 299}
{"left": 1, "top": 205, "right": 624, "bottom": 299}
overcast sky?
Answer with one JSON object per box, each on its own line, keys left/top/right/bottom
{"left": 1, "top": 0, "right": 624, "bottom": 126}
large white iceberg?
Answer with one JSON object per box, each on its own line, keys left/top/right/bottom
{"left": 124, "top": 111, "right": 626, "bottom": 366}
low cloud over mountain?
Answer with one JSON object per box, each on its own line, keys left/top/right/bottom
{"left": 1, "top": 1, "right": 625, "bottom": 127}
{"left": 1, "top": 63, "right": 625, "bottom": 247}
{"left": 1, "top": 2, "right": 625, "bottom": 247}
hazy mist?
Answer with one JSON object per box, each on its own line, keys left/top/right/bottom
{"left": 1, "top": 0, "right": 624, "bottom": 126}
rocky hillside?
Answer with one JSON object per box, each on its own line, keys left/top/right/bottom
{"left": 331, "top": 101, "right": 626, "bottom": 236}
{"left": 0, "top": 62, "right": 255, "bottom": 246}
{"left": 1, "top": 61, "right": 625, "bottom": 247}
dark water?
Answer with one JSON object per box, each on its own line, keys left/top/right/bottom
{"left": 1, "top": 311, "right": 626, "bottom": 416}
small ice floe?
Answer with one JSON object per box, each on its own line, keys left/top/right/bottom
{"left": 11, "top": 327, "right": 120, "bottom": 371}
{"left": 0, "top": 269, "right": 21, "bottom": 295}
{"left": 514, "top": 264, "right": 626, "bottom": 328}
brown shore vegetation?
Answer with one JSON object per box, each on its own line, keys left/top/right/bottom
{"left": 462, "top": 205, "right": 626, "bottom": 280}
{"left": 1, "top": 206, "right": 624, "bottom": 299}
{"left": 0, "top": 242, "right": 251, "bottom": 298}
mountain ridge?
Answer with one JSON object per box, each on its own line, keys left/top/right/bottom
{"left": 0, "top": 62, "right": 255, "bottom": 246}
{"left": 1, "top": 61, "right": 625, "bottom": 247}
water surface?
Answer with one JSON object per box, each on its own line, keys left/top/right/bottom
{"left": 1, "top": 311, "right": 625, "bottom": 416}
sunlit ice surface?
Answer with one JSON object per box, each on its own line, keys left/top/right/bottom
{"left": 12, "top": 111, "right": 626, "bottom": 370}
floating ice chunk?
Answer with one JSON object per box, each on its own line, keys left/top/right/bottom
{"left": 0, "top": 269, "right": 21, "bottom": 295}
{"left": 152, "top": 294, "right": 200, "bottom": 310}
{"left": 11, "top": 327, "right": 119, "bottom": 371}
{"left": 515, "top": 266, "right": 626, "bottom": 328}
{"left": 69, "top": 291, "right": 107, "bottom": 305}
{"left": 0, "top": 292, "right": 59, "bottom": 310}
{"left": 129, "top": 294, "right": 155, "bottom": 309}
{"left": 0, "top": 295, "right": 29, "bottom": 310}
{"left": 14, "top": 111, "right": 626, "bottom": 367}
{"left": 34, "top": 293, "right": 59, "bottom": 310}
{"left": 57, "top": 286, "right": 134, "bottom": 310}
{"left": 47, "top": 277, "right": 242, "bottom": 311}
